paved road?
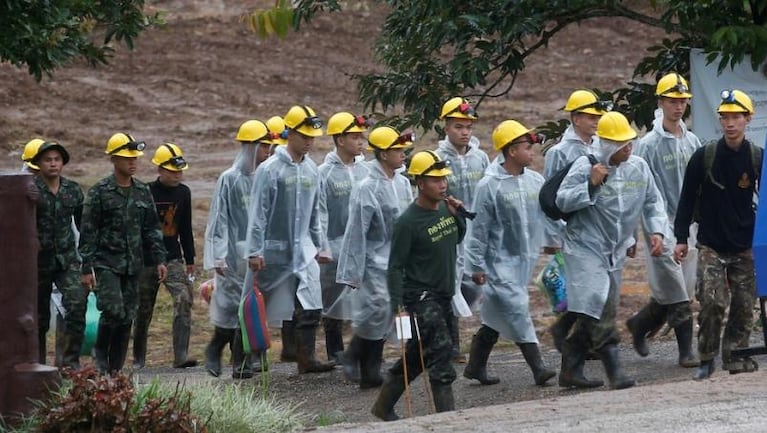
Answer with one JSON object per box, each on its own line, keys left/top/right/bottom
{"left": 134, "top": 332, "right": 767, "bottom": 431}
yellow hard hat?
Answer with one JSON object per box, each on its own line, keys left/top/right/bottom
{"left": 564, "top": 90, "right": 613, "bottom": 115}
{"left": 264, "top": 116, "right": 288, "bottom": 146}
{"left": 407, "top": 150, "right": 452, "bottom": 177}
{"left": 718, "top": 89, "right": 754, "bottom": 114}
{"left": 596, "top": 112, "right": 637, "bottom": 142}
{"left": 236, "top": 120, "right": 269, "bottom": 143}
{"left": 284, "top": 105, "right": 324, "bottom": 137}
{"left": 106, "top": 133, "right": 145, "bottom": 157}
{"left": 440, "top": 97, "right": 478, "bottom": 120}
{"left": 32, "top": 141, "right": 70, "bottom": 166}
{"left": 367, "top": 126, "right": 413, "bottom": 151}
{"left": 655, "top": 73, "right": 692, "bottom": 98}
{"left": 492, "top": 120, "right": 537, "bottom": 151}
{"left": 327, "top": 112, "right": 369, "bottom": 136}
{"left": 151, "top": 143, "right": 188, "bottom": 171}
{"left": 21, "top": 138, "right": 45, "bottom": 169}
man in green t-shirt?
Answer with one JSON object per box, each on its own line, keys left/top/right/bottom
{"left": 371, "top": 151, "right": 467, "bottom": 421}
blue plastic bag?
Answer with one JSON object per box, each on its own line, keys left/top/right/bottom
{"left": 535, "top": 252, "right": 567, "bottom": 313}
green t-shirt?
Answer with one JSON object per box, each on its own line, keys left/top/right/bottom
{"left": 387, "top": 201, "right": 466, "bottom": 311}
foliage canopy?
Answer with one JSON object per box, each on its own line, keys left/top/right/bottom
{"left": 0, "top": 0, "right": 162, "bottom": 81}
{"left": 254, "top": 0, "right": 767, "bottom": 136}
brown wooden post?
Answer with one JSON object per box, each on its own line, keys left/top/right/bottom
{"left": 0, "top": 174, "right": 59, "bottom": 422}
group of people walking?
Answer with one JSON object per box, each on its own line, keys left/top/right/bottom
{"left": 25, "top": 72, "right": 761, "bottom": 421}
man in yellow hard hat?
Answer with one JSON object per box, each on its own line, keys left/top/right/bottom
{"left": 247, "top": 105, "right": 335, "bottom": 374}
{"left": 556, "top": 112, "right": 667, "bottom": 390}
{"left": 371, "top": 150, "right": 466, "bottom": 421}
{"left": 674, "top": 89, "right": 760, "bottom": 380}
{"left": 628, "top": 73, "right": 702, "bottom": 369}
{"left": 318, "top": 112, "right": 371, "bottom": 367}
{"left": 204, "top": 120, "right": 271, "bottom": 379}
{"left": 335, "top": 125, "right": 413, "bottom": 388}
{"left": 435, "top": 97, "right": 489, "bottom": 363}
{"left": 133, "top": 143, "right": 197, "bottom": 370}
{"left": 463, "top": 120, "right": 555, "bottom": 387}
{"left": 80, "top": 132, "right": 168, "bottom": 375}
{"left": 544, "top": 89, "right": 611, "bottom": 353}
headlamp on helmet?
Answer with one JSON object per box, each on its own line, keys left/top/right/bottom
{"left": 440, "top": 97, "right": 478, "bottom": 120}
{"left": 407, "top": 150, "right": 453, "bottom": 177}
{"left": 109, "top": 140, "right": 146, "bottom": 155}
{"left": 152, "top": 143, "right": 188, "bottom": 171}
{"left": 655, "top": 73, "right": 692, "bottom": 99}
{"left": 106, "top": 132, "right": 146, "bottom": 157}
{"left": 718, "top": 89, "right": 754, "bottom": 114}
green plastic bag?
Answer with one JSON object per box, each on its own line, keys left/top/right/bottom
{"left": 80, "top": 292, "right": 101, "bottom": 356}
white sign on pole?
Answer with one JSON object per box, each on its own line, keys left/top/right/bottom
{"left": 690, "top": 48, "right": 767, "bottom": 148}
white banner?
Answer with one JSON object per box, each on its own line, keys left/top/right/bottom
{"left": 690, "top": 48, "right": 767, "bottom": 148}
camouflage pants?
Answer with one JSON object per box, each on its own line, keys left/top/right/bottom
{"left": 38, "top": 262, "right": 87, "bottom": 336}
{"left": 95, "top": 268, "right": 139, "bottom": 326}
{"left": 696, "top": 246, "right": 756, "bottom": 363}
{"left": 135, "top": 261, "right": 193, "bottom": 342}
{"left": 567, "top": 279, "right": 620, "bottom": 351}
{"left": 389, "top": 297, "right": 457, "bottom": 386}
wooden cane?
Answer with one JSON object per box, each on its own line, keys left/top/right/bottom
{"left": 413, "top": 313, "right": 436, "bottom": 414}
{"left": 398, "top": 308, "right": 413, "bottom": 418}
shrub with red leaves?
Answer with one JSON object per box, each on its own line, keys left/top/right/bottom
{"left": 35, "top": 366, "right": 207, "bottom": 433}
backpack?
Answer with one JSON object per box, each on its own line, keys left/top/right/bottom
{"left": 539, "top": 154, "right": 599, "bottom": 221}
{"left": 693, "top": 141, "right": 762, "bottom": 221}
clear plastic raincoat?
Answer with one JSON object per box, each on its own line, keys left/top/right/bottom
{"left": 203, "top": 144, "right": 259, "bottom": 329}
{"left": 335, "top": 159, "right": 413, "bottom": 340}
{"left": 635, "top": 110, "right": 703, "bottom": 300}
{"left": 318, "top": 151, "right": 369, "bottom": 319}
{"left": 466, "top": 162, "right": 544, "bottom": 342}
{"left": 245, "top": 145, "right": 329, "bottom": 327}
{"left": 555, "top": 144, "right": 668, "bottom": 319}
{"left": 542, "top": 125, "right": 601, "bottom": 248}
{"left": 436, "top": 137, "right": 490, "bottom": 313}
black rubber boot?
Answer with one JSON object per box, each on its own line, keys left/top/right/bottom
{"left": 463, "top": 326, "right": 500, "bottom": 385}
{"left": 62, "top": 330, "right": 83, "bottom": 370}
{"left": 371, "top": 374, "right": 406, "bottom": 421}
{"left": 205, "top": 326, "right": 234, "bottom": 377}
{"left": 94, "top": 324, "right": 113, "bottom": 375}
{"left": 447, "top": 314, "right": 466, "bottom": 363}
{"left": 673, "top": 318, "right": 699, "bottom": 368}
{"left": 625, "top": 299, "right": 666, "bottom": 357}
{"left": 559, "top": 339, "right": 604, "bottom": 389}
{"left": 296, "top": 327, "right": 335, "bottom": 374}
{"left": 359, "top": 339, "right": 384, "bottom": 389}
{"left": 172, "top": 314, "right": 197, "bottom": 368}
{"left": 280, "top": 320, "right": 297, "bottom": 362}
{"left": 549, "top": 312, "right": 576, "bottom": 353}
{"left": 336, "top": 335, "right": 362, "bottom": 383}
{"left": 108, "top": 324, "right": 132, "bottom": 375}
{"left": 232, "top": 328, "right": 254, "bottom": 379}
{"left": 323, "top": 318, "right": 344, "bottom": 363}
{"left": 38, "top": 331, "right": 47, "bottom": 365}
{"left": 598, "top": 344, "right": 635, "bottom": 390}
{"left": 131, "top": 322, "right": 148, "bottom": 370}
{"left": 431, "top": 382, "right": 455, "bottom": 413}
{"left": 694, "top": 359, "right": 715, "bottom": 380}
{"left": 250, "top": 350, "right": 269, "bottom": 373}
{"left": 518, "top": 342, "right": 556, "bottom": 386}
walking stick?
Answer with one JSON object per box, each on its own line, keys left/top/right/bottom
{"left": 398, "top": 307, "right": 413, "bottom": 418}
{"left": 413, "top": 313, "right": 436, "bottom": 414}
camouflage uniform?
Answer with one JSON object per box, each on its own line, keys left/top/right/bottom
{"left": 79, "top": 174, "right": 166, "bottom": 373}
{"left": 35, "top": 175, "right": 85, "bottom": 367}
{"left": 696, "top": 246, "right": 755, "bottom": 366}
